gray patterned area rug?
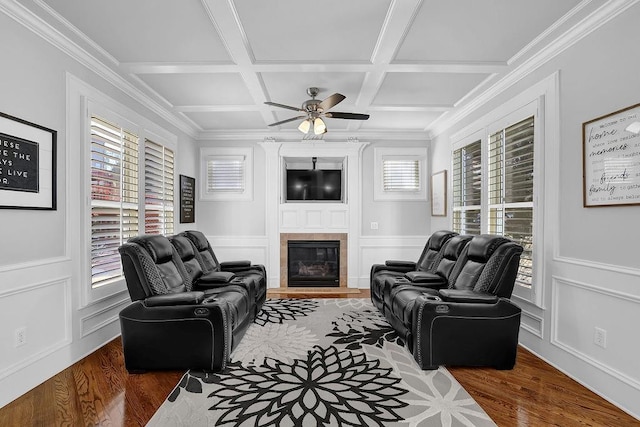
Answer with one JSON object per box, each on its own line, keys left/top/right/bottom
{"left": 148, "top": 298, "right": 495, "bottom": 426}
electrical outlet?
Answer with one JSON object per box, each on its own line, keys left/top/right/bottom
{"left": 370, "top": 222, "right": 378, "bottom": 230}
{"left": 594, "top": 327, "right": 607, "bottom": 348}
{"left": 15, "top": 327, "right": 27, "bottom": 347}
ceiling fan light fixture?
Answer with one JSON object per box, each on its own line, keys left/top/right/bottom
{"left": 298, "top": 119, "right": 311, "bottom": 133}
{"left": 313, "top": 117, "right": 326, "bottom": 135}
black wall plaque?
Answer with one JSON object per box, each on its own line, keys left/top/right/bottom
{"left": 0, "top": 132, "right": 40, "bottom": 192}
{"left": 180, "top": 174, "right": 195, "bottom": 223}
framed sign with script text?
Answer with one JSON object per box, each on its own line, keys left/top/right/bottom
{"left": 582, "top": 103, "right": 640, "bottom": 207}
{"left": 0, "top": 112, "right": 56, "bottom": 210}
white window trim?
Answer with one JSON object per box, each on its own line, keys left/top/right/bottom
{"left": 200, "top": 147, "right": 253, "bottom": 201}
{"left": 68, "top": 74, "right": 178, "bottom": 307}
{"left": 449, "top": 71, "right": 559, "bottom": 308}
{"left": 374, "top": 147, "right": 428, "bottom": 201}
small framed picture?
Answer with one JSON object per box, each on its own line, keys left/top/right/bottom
{"left": 431, "top": 170, "right": 447, "bottom": 216}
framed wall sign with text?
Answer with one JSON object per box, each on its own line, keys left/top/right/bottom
{"left": 0, "top": 112, "right": 56, "bottom": 210}
{"left": 180, "top": 174, "right": 195, "bottom": 223}
{"left": 582, "top": 103, "right": 640, "bottom": 207}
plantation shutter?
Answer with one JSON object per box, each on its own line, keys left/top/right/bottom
{"left": 488, "top": 116, "right": 535, "bottom": 286}
{"left": 382, "top": 159, "right": 420, "bottom": 191}
{"left": 90, "top": 116, "right": 139, "bottom": 287}
{"left": 207, "top": 156, "right": 245, "bottom": 192}
{"left": 144, "top": 139, "right": 174, "bottom": 235}
{"left": 452, "top": 140, "right": 482, "bottom": 234}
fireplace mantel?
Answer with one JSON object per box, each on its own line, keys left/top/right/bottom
{"left": 260, "top": 141, "right": 368, "bottom": 288}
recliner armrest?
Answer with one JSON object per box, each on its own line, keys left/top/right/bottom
{"left": 405, "top": 271, "right": 447, "bottom": 287}
{"left": 385, "top": 260, "right": 417, "bottom": 269}
{"left": 198, "top": 271, "right": 236, "bottom": 284}
{"left": 438, "top": 289, "right": 499, "bottom": 304}
{"left": 220, "top": 260, "right": 251, "bottom": 269}
{"left": 144, "top": 291, "right": 205, "bottom": 307}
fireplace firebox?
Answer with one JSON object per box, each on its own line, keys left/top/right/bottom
{"left": 287, "top": 240, "right": 340, "bottom": 287}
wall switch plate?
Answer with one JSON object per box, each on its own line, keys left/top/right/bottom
{"left": 15, "top": 327, "right": 27, "bottom": 347}
{"left": 370, "top": 222, "right": 378, "bottom": 230}
{"left": 594, "top": 327, "right": 607, "bottom": 348}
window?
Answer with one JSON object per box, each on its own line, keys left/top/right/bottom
{"left": 448, "top": 70, "right": 557, "bottom": 308}
{"left": 200, "top": 147, "right": 253, "bottom": 201}
{"left": 452, "top": 140, "right": 482, "bottom": 235}
{"left": 144, "top": 139, "right": 174, "bottom": 235}
{"left": 374, "top": 147, "right": 427, "bottom": 200}
{"left": 90, "top": 116, "right": 139, "bottom": 287}
{"left": 383, "top": 159, "right": 420, "bottom": 191}
{"left": 207, "top": 157, "right": 244, "bottom": 193}
{"left": 488, "top": 116, "right": 535, "bottom": 287}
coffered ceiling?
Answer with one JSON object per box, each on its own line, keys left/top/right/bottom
{"left": 31, "top": 0, "right": 592, "bottom": 139}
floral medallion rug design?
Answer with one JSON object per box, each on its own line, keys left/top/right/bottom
{"left": 148, "top": 298, "right": 495, "bottom": 427}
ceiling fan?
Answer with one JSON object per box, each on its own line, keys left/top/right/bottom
{"left": 265, "top": 87, "right": 370, "bottom": 135}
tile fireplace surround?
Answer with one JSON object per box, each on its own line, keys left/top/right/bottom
{"left": 280, "top": 233, "right": 348, "bottom": 288}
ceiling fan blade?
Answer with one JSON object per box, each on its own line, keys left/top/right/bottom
{"left": 264, "top": 101, "right": 304, "bottom": 112}
{"left": 267, "top": 115, "right": 307, "bottom": 127}
{"left": 317, "top": 93, "right": 345, "bottom": 111}
{"left": 324, "top": 112, "right": 370, "bottom": 120}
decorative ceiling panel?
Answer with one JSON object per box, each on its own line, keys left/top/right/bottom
{"left": 185, "top": 112, "right": 266, "bottom": 130}
{"left": 233, "top": 0, "right": 391, "bottom": 62}
{"left": 359, "top": 111, "right": 443, "bottom": 130}
{"left": 374, "top": 73, "right": 490, "bottom": 106}
{"left": 138, "top": 73, "right": 253, "bottom": 106}
{"left": 44, "top": 0, "right": 231, "bottom": 62}
{"left": 396, "top": 0, "right": 583, "bottom": 62}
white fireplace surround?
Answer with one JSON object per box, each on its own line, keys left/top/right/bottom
{"left": 260, "top": 141, "right": 368, "bottom": 288}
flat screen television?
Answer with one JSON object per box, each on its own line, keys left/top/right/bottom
{"left": 286, "top": 169, "right": 342, "bottom": 201}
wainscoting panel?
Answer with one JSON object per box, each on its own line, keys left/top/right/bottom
{"left": 0, "top": 277, "right": 71, "bottom": 380}
{"left": 551, "top": 276, "right": 640, "bottom": 390}
{"left": 357, "top": 236, "right": 429, "bottom": 287}
{"left": 328, "top": 209, "right": 348, "bottom": 228}
{"left": 280, "top": 210, "right": 298, "bottom": 228}
{"left": 519, "top": 309, "right": 544, "bottom": 339}
{"left": 80, "top": 295, "right": 131, "bottom": 338}
{"left": 304, "top": 210, "right": 323, "bottom": 228}
{"left": 205, "top": 236, "right": 269, "bottom": 268}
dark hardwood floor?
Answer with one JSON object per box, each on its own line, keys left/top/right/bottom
{"left": 0, "top": 290, "right": 637, "bottom": 426}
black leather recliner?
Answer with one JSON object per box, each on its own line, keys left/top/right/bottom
{"left": 181, "top": 230, "right": 267, "bottom": 314}
{"left": 370, "top": 230, "right": 457, "bottom": 314}
{"left": 383, "top": 234, "right": 524, "bottom": 370}
{"left": 382, "top": 234, "right": 473, "bottom": 316}
{"left": 118, "top": 234, "right": 256, "bottom": 373}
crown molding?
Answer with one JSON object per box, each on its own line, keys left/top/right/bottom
{"left": 430, "top": 0, "right": 640, "bottom": 138}
{"left": 0, "top": 0, "right": 199, "bottom": 138}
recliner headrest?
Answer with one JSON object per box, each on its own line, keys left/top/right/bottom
{"left": 170, "top": 235, "right": 196, "bottom": 260}
{"left": 183, "top": 230, "right": 209, "bottom": 251}
{"left": 428, "top": 230, "right": 458, "bottom": 250}
{"left": 467, "top": 235, "right": 510, "bottom": 262}
{"left": 128, "top": 235, "right": 174, "bottom": 263}
{"left": 443, "top": 235, "right": 472, "bottom": 259}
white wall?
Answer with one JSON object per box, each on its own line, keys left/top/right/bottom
{"left": 0, "top": 9, "right": 198, "bottom": 407}
{"left": 430, "top": 5, "right": 640, "bottom": 417}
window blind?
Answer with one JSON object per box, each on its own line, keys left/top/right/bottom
{"left": 489, "top": 116, "right": 534, "bottom": 286}
{"left": 144, "top": 139, "right": 174, "bottom": 235}
{"left": 90, "top": 116, "right": 139, "bottom": 287}
{"left": 206, "top": 157, "right": 245, "bottom": 192}
{"left": 452, "top": 140, "right": 482, "bottom": 234}
{"left": 382, "top": 159, "right": 420, "bottom": 191}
